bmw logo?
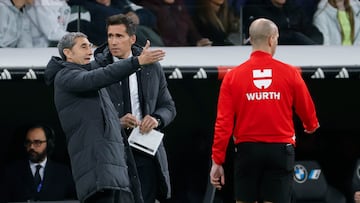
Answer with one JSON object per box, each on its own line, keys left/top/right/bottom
{"left": 294, "top": 164, "right": 307, "bottom": 183}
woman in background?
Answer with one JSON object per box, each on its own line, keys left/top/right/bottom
{"left": 193, "top": 0, "right": 236, "bottom": 46}
{"left": 313, "top": 0, "right": 360, "bottom": 45}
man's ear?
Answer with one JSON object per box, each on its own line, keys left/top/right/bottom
{"left": 131, "top": 35, "right": 136, "bottom": 45}
{"left": 268, "top": 35, "right": 275, "bottom": 47}
{"left": 63, "top": 48, "right": 71, "bottom": 59}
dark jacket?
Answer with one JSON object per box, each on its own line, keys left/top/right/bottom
{"left": 137, "top": 0, "right": 203, "bottom": 46}
{"left": 0, "top": 159, "right": 76, "bottom": 202}
{"left": 44, "top": 56, "right": 144, "bottom": 202}
{"left": 94, "top": 43, "right": 176, "bottom": 199}
{"left": 243, "top": 0, "right": 323, "bottom": 45}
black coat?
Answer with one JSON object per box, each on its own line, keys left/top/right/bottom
{"left": 0, "top": 159, "right": 76, "bottom": 202}
{"left": 94, "top": 44, "right": 176, "bottom": 199}
{"left": 44, "top": 56, "right": 143, "bottom": 202}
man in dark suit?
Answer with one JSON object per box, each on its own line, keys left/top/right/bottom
{"left": 0, "top": 124, "right": 77, "bottom": 202}
{"left": 94, "top": 14, "right": 176, "bottom": 203}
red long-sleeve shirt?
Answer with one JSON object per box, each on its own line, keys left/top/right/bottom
{"left": 212, "top": 51, "right": 319, "bottom": 165}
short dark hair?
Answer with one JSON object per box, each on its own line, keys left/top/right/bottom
{"left": 106, "top": 14, "right": 137, "bottom": 36}
{"left": 57, "top": 32, "right": 88, "bottom": 60}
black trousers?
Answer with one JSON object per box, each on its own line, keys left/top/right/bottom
{"left": 84, "top": 189, "right": 134, "bottom": 203}
{"left": 133, "top": 149, "right": 159, "bottom": 203}
{"left": 234, "top": 142, "right": 294, "bottom": 202}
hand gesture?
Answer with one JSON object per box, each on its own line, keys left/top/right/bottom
{"left": 138, "top": 40, "right": 165, "bottom": 66}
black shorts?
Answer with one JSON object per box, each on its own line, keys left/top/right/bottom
{"left": 233, "top": 142, "right": 294, "bottom": 202}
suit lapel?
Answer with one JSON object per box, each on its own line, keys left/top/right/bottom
{"left": 139, "top": 69, "right": 149, "bottom": 115}
{"left": 23, "top": 161, "right": 37, "bottom": 197}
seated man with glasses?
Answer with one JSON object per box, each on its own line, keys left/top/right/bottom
{"left": 0, "top": 124, "right": 77, "bottom": 202}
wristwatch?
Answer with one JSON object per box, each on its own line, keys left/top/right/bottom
{"left": 156, "top": 118, "right": 162, "bottom": 128}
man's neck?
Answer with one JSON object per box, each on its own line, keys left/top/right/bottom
{"left": 114, "top": 52, "right": 132, "bottom": 60}
{"left": 29, "top": 156, "right": 48, "bottom": 166}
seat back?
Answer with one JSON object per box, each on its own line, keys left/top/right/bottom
{"left": 293, "top": 160, "right": 346, "bottom": 203}
{"left": 293, "top": 160, "right": 328, "bottom": 201}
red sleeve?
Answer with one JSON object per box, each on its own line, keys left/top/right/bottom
{"left": 212, "top": 73, "right": 235, "bottom": 165}
{"left": 293, "top": 70, "right": 319, "bottom": 132}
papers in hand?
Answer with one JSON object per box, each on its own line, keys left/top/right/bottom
{"left": 128, "top": 127, "right": 164, "bottom": 156}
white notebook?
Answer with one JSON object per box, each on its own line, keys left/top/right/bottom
{"left": 128, "top": 127, "right": 164, "bottom": 156}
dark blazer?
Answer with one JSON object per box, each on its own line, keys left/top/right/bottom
{"left": 94, "top": 43, "right": 176, "bottom": 199}
{"left": 0, "top": 159, "right": 77, "bottom": 202}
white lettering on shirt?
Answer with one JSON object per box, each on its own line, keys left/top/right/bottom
{"left": 246, "top": 92, "right": 281, "bottom": 101}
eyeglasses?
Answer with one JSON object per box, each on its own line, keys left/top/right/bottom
{"left": 24, "top": 140, "right": 47, "bottom": 147}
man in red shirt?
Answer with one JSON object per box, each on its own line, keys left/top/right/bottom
{"left": 210, "top": 18, "right": 319, "bottom": 203}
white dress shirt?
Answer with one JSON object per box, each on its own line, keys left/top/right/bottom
{"left": 113, "top": 55, "right": 142, "bottom": 120}
{"left": 29, "top": 157, "right": 47, "bottom": 180}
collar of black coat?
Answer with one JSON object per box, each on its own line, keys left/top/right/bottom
{"left": 63, "top": 61, "right": 92, "bottom": 71}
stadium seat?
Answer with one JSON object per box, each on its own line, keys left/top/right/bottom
{"left": 293, "top": 160, "right": 346, "bottom": 203}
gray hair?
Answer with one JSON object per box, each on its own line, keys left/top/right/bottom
{"left": 57, "top": 32, "right": 88, "bottom": 60}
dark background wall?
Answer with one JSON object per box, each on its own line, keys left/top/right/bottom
{"left": 1, "top": 69, "right": 360, "bottom": 202}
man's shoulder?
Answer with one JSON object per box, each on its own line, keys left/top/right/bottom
{"left": 47, "top": 160, "right": 71, "bottom": 171}
{"left": 141, "top": 62, "right": 163, "bottom": 73}
{"left": 270, "top": 57, "right": 295, "bottom": 68}
{"left": 45, "top": 160, "right": 73, "bottom": 179}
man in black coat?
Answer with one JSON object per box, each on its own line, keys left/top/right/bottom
{"left": 94, "top": 14, "right": 176, "bottom": 203}
{"left": 0, "top": 124, "right": 77, "bottom": 202}
{"left": 44, "top": 31, "right": 165, "bottom": 203}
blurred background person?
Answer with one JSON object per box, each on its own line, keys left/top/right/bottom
{"left": 313, "top": 0, "right": 360, "bottom": 45}
{"left": 0, "top": 124, "right": 77, "bottom": 202}
{"left": 193, "top": 0, "right": 237, "bottom": 45}
{"left": 135, "top": 0, "right": 212, "bottom": 46}
{"left": 69, "top": 0, "right": 163, "bottom": 47}
{"left": 293, "top": 0, "right": 320, "bottom": 19}
{"left": 0, "top": 0, "right": 33, "bottom": 47}
{"left": 243, "top": 0, "right": 324, "bottom": 45}
{"left": 0, "top": 0, "right": 70, "bottom": 48}
{"left": 26, "top": 0, "right": 71, "bottom": 47}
